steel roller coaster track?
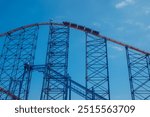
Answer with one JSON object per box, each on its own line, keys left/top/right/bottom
{"left": 0, "top": 21, "right": 150, "bottom": 100}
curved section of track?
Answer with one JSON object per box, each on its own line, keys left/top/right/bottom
{"left": 0, "top": 21, "right": 149, "bottom": 55}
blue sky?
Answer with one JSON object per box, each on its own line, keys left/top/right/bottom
{"left": 0, "top": 0, "right": 150, "bottom": 99}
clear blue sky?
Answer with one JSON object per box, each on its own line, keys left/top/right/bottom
{"left": 0, "top": 0, "right": 150, "bottom": 99}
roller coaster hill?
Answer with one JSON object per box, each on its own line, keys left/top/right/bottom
{"left": 0, "top": 21, "right": 150, "bottom": 100}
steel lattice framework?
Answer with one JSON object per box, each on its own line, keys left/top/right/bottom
{"left": 126, "top": 47, "right": 150, "bottom": 100}
{"left": 29, "top": 64, "right": 106, "bottom": 100}
{"left": 85, "top": 33, "right": 110, "bottom": 100}
{"left": 0, "top": 21, "right": 150, "bottom": 100}
{"left": 40, "top": 24, "right": 69, "bottom": 100}
{"left": 0, "top": 26, "right": 39, "bottom": 99}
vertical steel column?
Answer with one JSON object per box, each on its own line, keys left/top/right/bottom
{"left": 40, "top": 23, "right": 69, "bottom": 100}
{"left": 0, "top": 26, "right": 38, "bottom": 100}
{"left": 126, "top": 47, "right": 150, "bottom": 100}
{"left": 85, "top": 33, "right": 110, "bottom": 100}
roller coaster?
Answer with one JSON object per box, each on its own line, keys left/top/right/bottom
{"left": 0, "top": 21, "right": 150, "bottom": 100}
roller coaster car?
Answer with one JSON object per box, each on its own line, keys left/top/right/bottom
{"left": 63, "top": 22, "right": 70, "bottom": 26}
{"left": 77, "top": 25, "right": 85, "bottom": 30}
{"left": 92, "top": 30, "right": 99, "bottom": 35}
{"left": 70, "top": 23, "right": 78, "bottom": 28}
{"left": 85, "top": 28, "right": 92, "bottom": 33}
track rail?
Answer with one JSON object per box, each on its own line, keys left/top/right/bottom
{"left": 0, "top": 21, "right": 149, "bottom": 55}
{"left": 0, "top": 87, "right": 19, "bottom": 100}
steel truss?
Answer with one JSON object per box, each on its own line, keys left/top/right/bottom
{"left": 85, "top": 33, "right": 110, "bottom": 100}
{"left": 126, "top": 47, "right": 150, "bottom": 100}
{"left": 0, "top": 26, "right": 39, "bottom": 99}
{"left": 40, "top": 24, "right": 70, "bottom": 100}
{"left": 0, "top": 21, "right": 150, "bottom": 100}
{"left": 25, "top": 64, "right": 106, "bottom": 100}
